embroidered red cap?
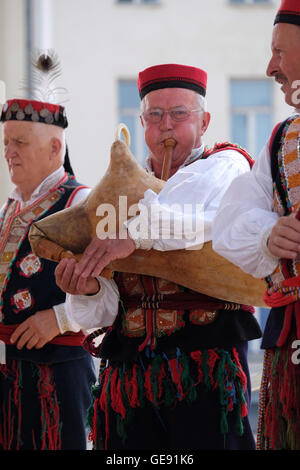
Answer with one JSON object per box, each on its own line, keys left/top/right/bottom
{"left": 0, "top": 98, "right": 68, "bottom": 128}
{"left": 137, "top": 64, "right": 207, "bottom": 100}
{"left": 274, "top": 0, "right": 300, "bottom": 26}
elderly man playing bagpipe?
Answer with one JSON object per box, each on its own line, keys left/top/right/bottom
{"left": 55, "top": 64, "right": 261, "bottom": 450}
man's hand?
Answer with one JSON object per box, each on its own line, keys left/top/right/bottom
{"left": 55, "top": 257, "right": 101, "bottom": 295}
{"left": 10, "top": 309, "right": 60, "bottom": 350}
{"left": 267, "top": 216, "right": 300, "bottom": 259}
{"left": 74, "top": 236, "right": 136, "bottom": 279}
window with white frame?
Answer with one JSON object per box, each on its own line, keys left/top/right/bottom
{"left": 118, "top": 80, "right": 148, "bottom": 165}
{"left": 229, "top": 0, "right": 271, "bottom": 4}
{"left": 230, "top": 79, "right": 273, "bottom": 159}
{"left": 117, "top": 0, "right": 159, "bottom": 4}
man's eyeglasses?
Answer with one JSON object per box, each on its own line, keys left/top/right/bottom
{"left": 142, "top": 106, "right": 203, "bottom": 124}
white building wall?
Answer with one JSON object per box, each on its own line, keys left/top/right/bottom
{"left": 0, "top": 0, "right": 291, "bottom": 199}
{"left": 0, "top": 0, "right": 26, "bottom": 206}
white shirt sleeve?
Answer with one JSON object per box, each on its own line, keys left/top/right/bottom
{"left": 67, "top": 186, "right": 91, "bottom": 206}
{"left": 212, "top": 143, "right": 279, "bottom": 279}
{"left": 65, "top": 276, "right": 119, "bottom": 331}
{"left": 54, "top": 187, "right": 120, "bottom": 333}
{"left": 127, "top": 149, "right": 251, "bottom": 251}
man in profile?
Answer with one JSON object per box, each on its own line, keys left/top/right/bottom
{"left": 213, "top": 0, "right": 300, "bottom": 450}
{"left": 0, "top": 53, "right": 95, "bottom": 450}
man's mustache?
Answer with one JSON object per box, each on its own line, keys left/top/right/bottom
{"left": 274, "top": 73, "right": 287, "bottom": 85}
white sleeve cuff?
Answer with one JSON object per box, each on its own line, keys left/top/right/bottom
{"left": 260, "top": 225, "right": 279, "bottom": 261}
{"left": 126, "top": 217, "right": 153, "bottom": 250}
{"left": 65, "top": 276, "right": 119, "bottom": 330}
{"left": 53, "top": 303, "right": 81, "bottom": 334}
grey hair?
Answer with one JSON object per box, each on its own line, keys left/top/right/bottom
{"left": 60, "top": 131, "right": 66, "bottom": 162}
{"left": 195, "top": 93, "right": 207, "bottom": 112}
{"left": 140, "top": 89, "right": 207, "bottom": 113}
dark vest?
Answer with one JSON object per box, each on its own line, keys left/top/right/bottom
{"left": 0, "top": 173, "right": 90, "bottom": 363}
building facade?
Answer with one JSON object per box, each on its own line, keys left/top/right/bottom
{"left": 0, "top": 0, "right": 289, "bottom": 335}
{"left": 0, "top": 0, "right": 289, "bottom": 195}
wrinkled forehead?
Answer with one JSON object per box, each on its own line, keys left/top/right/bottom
{"left": 3, "top": 120, "right": 62, "bottom": 141}
{"left": 271, "top": 22, "right": 300, "bottom": 49}
{"left": 3, "top": 120, "right": 36, "bottom": 138}
{"left": 143, "top": 87, "right": 199, "bottom": 109}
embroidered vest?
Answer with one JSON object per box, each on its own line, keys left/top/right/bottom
{"left": 266, "top": 115, "right": 300, "bottom": 290}
{"left": 0, "top": 174, "right": 88, "bottom": 362}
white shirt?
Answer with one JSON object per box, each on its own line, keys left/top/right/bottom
{"left": 66, "top": 145, "right": 252, "bottom": 330}
{"left": 212, "top": 142, "right": 283, "bottom": 279}
{"left": 213, "top": 111, "right": 300, "bottom": 280}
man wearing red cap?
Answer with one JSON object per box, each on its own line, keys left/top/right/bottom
{"left": 56, "top": 63, "right": 261, "bottom": 450}
{"left": 213, "top": 0, "right": 300, "bottom": 450}
{"left": 0, "top": 62, "right": 96, "bottom": 448}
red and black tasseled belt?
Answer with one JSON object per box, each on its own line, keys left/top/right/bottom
{"left": 122, "top": 291, "right": 255, "bottom": 313}
{"left": 123, "top": 291, "right": 254, "bottom": 352}
{"left": 83, "top": 293, "right": 254, "bottom": 356}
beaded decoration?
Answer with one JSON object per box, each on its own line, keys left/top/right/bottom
{"left": 1, "top": 99, "right": 68, "bottom": 129}
{"left": 266, "top": 116, "right": 300, "bottom": 294}
{"left": 0, "top": 174, "right": 68, "bottom": 322}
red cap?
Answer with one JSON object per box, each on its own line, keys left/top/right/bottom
{"left": 274, "top": 0, "right": 300, "bottom": 26}
{"left": 1, "top": 99, "right": 68, "bottom": 128}
{"left": 137, "top": 64, "right": 207, "bottom": 99}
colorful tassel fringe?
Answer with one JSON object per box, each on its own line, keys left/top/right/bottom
{"left": 88, "top": 347, "right": 248, "bottom": 449}
{"left": 0, "top": 360, "right": 61, "bottom": 450}
{"left": 257, "top": 338, "right": 300, "bottom": 450}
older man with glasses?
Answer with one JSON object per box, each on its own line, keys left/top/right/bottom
{"left": 55, "top": 63, "right": 261, "bottom": 450}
